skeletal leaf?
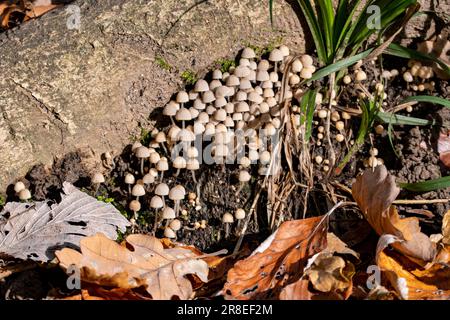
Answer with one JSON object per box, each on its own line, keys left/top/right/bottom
{"left": 0, "top": 182, "right": 130, "bottom": 262}
{"left": 56, "top": 233, "right": 209, "bottom": 300}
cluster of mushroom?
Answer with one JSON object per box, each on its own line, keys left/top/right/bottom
{"left": 161, "top": 45, "right": 317, "bottom": 180}
{"left": 402, "top": 60, "right": 436, "bottom": 93}
{"left": 363, "top": 147, "right": 384, "bottom": 169}
{"left": 13, "top": 181, "right": 32, "bottom": 201}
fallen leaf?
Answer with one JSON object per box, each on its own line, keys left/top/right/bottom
{"left": 279, "top": 279, "right": 314, "bottom": 300}
{"left": 323, "top": 233, "right": 360, "bottom": 259}
{"left": 0, "top": 182, "right": 130, "bottom": 262}
{"left": 223, "top": 215, "right": 328, "bottom": 299}
{"left": 305, "top": 254, "right": 354, "bottom": 294}
{"left": 442, "top": 210, "right": 450, "bottom": 245}
{"left": 352, "top": 166, "right": 436, "bottom": 261}
{"left": 377, "top": 247, "right": 450, "bottom": 300}
{"left": 56, "top": 233, "right": 210, "bottom": 300}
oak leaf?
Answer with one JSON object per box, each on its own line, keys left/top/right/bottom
{"left": 56, "top": 233, "right": 209, "bottom": 300}
{"left": 223, "top": 215, "right": 328, "bottom": 300}
{"left": 352, "top": 166, "right": 435, "bottom": 261}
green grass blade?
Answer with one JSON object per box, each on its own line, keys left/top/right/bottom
{"left": 399, "top": 176, "right": 450, "bottom": 192}
{"left": 316, "top": 0, "right": 335, "bottom": 63}
{"left": 385, "top": 43, "right": 450, "bottom": 78}
{"left": 303, "top": 48, "right": 373, "bottom": 83}
{"left": 297, "top": 0, "right": 327, "bottom": 65}
{"left": 300, "top": 89, "right": 318, "bottom": 142}
{"left": 401, "top": 95, "right": 450, "bottom": 109}
{"left": 376, "top": 112, "right": 433, "bottom": 126}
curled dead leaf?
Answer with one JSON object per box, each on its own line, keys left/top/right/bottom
{"left": 223, "top": 215, "right": 328, "bottom": 300}
{"left": 305, "top": 254, "right": 354, "bottom": 295}
{"left": 352, "top": 166, "right": 436, "bottom": 261}
{"left": 56, "top": 233, "right": 210, "bottom": 300}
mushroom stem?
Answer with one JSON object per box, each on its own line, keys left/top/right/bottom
{"left": 161, "top": 143, "right": 168, "bottom": 155}
{"left": 140, "top": 159, "right": 145, "bottom": 175}
{"left": 225, "top": 224, "right": 230, "bottom": 239}
{"left": 175, "top": 169, "right": 180, "bottom": 177}
{"left": 152, "top": 211, "right": 159, "bottom": 235}
{"left": 94, "top": 184, "right": 99, "bottom": 196}
{"left": 170, "top": 116, "right": 175, "bottom": 125}
{"left": 160, "top": 171, "right": 165, "bottom": 182}
{"left": 174, "top": 200, "right": 180, "bottom": 217}
{"left": 191, "top": 170, "right": 197, "bottom": 183}
{"left": 235, "top": 182, "right": 244, "bottom": 196}
{"left": 274, "top": 63, "right": 278, "bottom": 74}
{"left": 128, "top": 185, "right": 131, "bottom": 196}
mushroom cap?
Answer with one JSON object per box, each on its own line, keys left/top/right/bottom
{"left": 300, "top": 68, "right": 313, "bottom": 79}
{"left": 162, "top": 206, "right": 176, "bottom": 219}
{"left": 269, "top": 71, "right": 279, "bottom": 83}
{"left": 142, "top": 173, "right": 155, "bottom": 184}
{"left": 169, "top": 219, "right": 182, "bottom": 231}
{"left": 186, "top": 158, "right": 200, "bottom": 170}
{"left": 224, "top": 116, "right": 234, "bottom": 127}
{"left": 300, "top": 54, "right": 314, "bottom": 67}
{"left": 188, "top": 89, "right": 199, "bottom": 100}
{"left": 239, "top": 78, "right": 252, "bottom": 90}
{"left": 269, "top": 48, "right": 283, "bottom": 62}
{"left": 238, "top": 170, "right": 251, "bottom": 182}
{"left": 156, "top": 158, "right": 169, "bottom": 171}
{"left": 129, "top": 200, "right": 141, "bottom": 212}
{"left": 155, "top": 132, "right": 166, "bottom": 143}
{"left": 131, "top": 184, "right": 146, "bottom": 197}
{"left": 131, "top": 141, "right": 143, "bottom": 152}
{"left": 259, "top": 102, "right": 270, "bottom": 114}
{"left": 173, "top": 156, "right": 187, "bottom": 169}
{"left": 177, "top": 128, "right": 195, "bottom": 142}
{"left": 163, "top": 101, "right": 179, "bottom": 116}
{"left": 232, "top": 112, "right": 243, "bottom": 121}
{"left": 149, "top": 152, "right": 161, "bottom": 164}
{"left": 169, "top": 185, "right": 186, "bottom": 201}
{"left": 215, "top": 85, "right": 232, "bottom": 98}
{"left": 239, "top": 156, "right": 251, "bottom": 168}
{"left": 193, "top": 121, "right": 205, "bottom": 134}
{"left": 14, "top": 181, "right": 26, "bottom": 193}
{"left": 92, "top": 172, "right": 105, "bottom": 184}
{"left": 187, "top": 146, "right": 199, "bottom": 158}
{"left": 176, "top": 91, "right": 189, "bottom": 103}
{"left": 235, "top": 208, "right": 246, "bottom": 220}
{"left": 168, "top": 125, "right": 181, "bottom": 142}
{"left": 135, "top": 146, "right": 151, "bottom": 159}
{"left": 222, "top": 212, "right": 234, "bottom": 223}
{"left": 18, "top": 189, "right": 32, "bottom": 200}
{"left": 194, "top": 79, "right": 209, "bottom": 92}
{"left": 214, "top": 108, "right": 227, "bottom": 122}
{"left": 209, "top": 79, "right": 222, "bottom": 91}
{"left": 234, "top": 90, "right": 247, "bottom": 101}
{"left": 202, "top": 90, "right": 216, "bottom": 104}
{"left": 278, "top": 45, "right": 290, "bottom": 57}
{"left": 234, "top": 65, "right": 251, "bottom": 78}
{"left": 247, "top": 91, "right": 263, "bottom": 104}
{"left": 235, "top": 101, "right": 250, "bottom": 113}
{"left": 212, "top": 69, "right": 223, "bottom": 80}
{"left": 256, "top": 70, "right": 270, "bottom": 82}
{"left": 124, "top": 173, "right": 135, "bottom": 185}
{"left": 193, "top": 98, "right": 206, "bottom": 110}
{"left": 204, "top": 123, "right": 216, "bottom": 136}
{"left": 197, "top": 112, "right": 209, "bottom": 124}
{"left": 175, "top": 108, "right": 192, "bottom": 121}
{"left": 260, "top": 150, "right": 271, "bottom": 164}
{"left": 155, "top": 183, "right": 170, "bottom": 196}
{"left": 215, "top": 123, "right": 227, "bottom": 133}
{"left": 241, "top": 47, "right": 256, "bottom": 59}
{"left": 214, "top": 96, "right": 227, "bottom": 108}
{"left": 225, "top": 102, "right": 235, "bottom": 114}
{"left": 189, "top": 107, "right": 199, "bottom": 119}
{"left": 164, "top": 227, "right": 176, "bottom": 238}
{"left": 258, "top": 59, "right": 270, "bottom": 71}
{"left": 225, "top": 75, "right": 240, "bottom": 87}
{"left": 150, "top": 195, "right": 164, "bottom": 209}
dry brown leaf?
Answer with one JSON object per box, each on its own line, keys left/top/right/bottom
{"left": 377, "top": 247, "right": 450, "bottom": 300}
{"left": 223, "top": 215, "right": 328, "bottom": 300}
{"left": 56, "top": 233, "right": 209, "bottom": 300}
{"left": 279, "top": 279, "right": 314, "bottom": 300}
{"left": 323, "top": 233, "right": 359, "bottom": 259}
{"left": 305, "top": 254, "right": 354, "bottom": 295}
{"left": 352, "top": 166, "right": 436, "bottom": 261}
